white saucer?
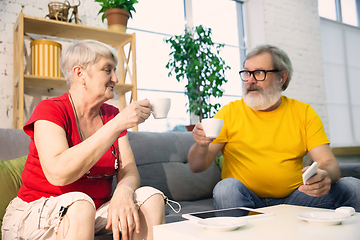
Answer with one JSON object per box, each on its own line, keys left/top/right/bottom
{"left": 197, "top": 217, "right": 248, "bottom": 231}
{"left": 298, "top": 211, "right": 351, "bottom": 225}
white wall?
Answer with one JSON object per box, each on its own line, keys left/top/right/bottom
{"left": 0, "top": 0, "right": 105, "bottom": 128}
{"left": 244, "top": 0, "right": 329, "bottom": 134}
{"left": 0, "top": 0, "right": 329, "bottom": 136}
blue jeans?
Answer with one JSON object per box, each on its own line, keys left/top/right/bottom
{"left": 213, "top": 177, "right": 360, "bottom": 212}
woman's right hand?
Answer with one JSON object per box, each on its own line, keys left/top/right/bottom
{"left": 117, "top": 99, "right": 151, "bottom": 129}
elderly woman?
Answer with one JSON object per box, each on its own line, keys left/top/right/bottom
{"left": 2, "top": 40, "right": 166, "bottom": 240}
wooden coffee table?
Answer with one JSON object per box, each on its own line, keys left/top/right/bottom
{"left": 154, "top": 204, "right": 360, "bottom": 240}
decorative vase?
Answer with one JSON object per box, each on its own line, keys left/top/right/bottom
{"left": 30, "top": 39, "right": 62, "bottom": 77}
{"left": 105, "top": 8, "right": 130, "bottom": 33}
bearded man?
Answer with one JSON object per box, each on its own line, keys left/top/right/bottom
{"left": 187, "top": 44, "right": 360, "bottom": 212}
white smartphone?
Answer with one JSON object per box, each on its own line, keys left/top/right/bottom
{"left": 302, "top": 162, "right": 318, "bottom": 185}
{"left": 182, "top": 207, "right": 273, "bottom": 221}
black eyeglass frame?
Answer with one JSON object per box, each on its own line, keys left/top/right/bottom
{"left": 239, "top": 69, "right": 280, "bottom": 82}
{"left": 85, "top": 144, "right": 119, "bottom": 179}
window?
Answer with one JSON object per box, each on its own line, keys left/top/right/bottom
{"left": 126, "top": 0, "right": 246, "bottom": 132}
{"left": 341, "top": 0, "right": 359, "bottom": 25}
{"left": 319, "top": 0, "right": 360, "bottom": 146}
{"left": 318, "top": 0, "right": 359, "bottom": 26}
{"left": 318, "top": 0, "right": 337, "bottom": 20}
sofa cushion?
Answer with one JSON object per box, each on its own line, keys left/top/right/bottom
{"left": 128, "top": 131, "right": 194, "bottom": 165}
{"left": 0, "top": 156, "right": 27, "bottom": 237}
{"left": 128, "top": 131, "right": 222, "bottom": 201}
{"left": 137, "top": 161, "right": 221, "bottom": 201}
{"left": 215, "top": 155, "right": 224, "bottom": 170}
{"left": 0, "top": 129, "right": 30, "bottom": 160}
{"left": 339, "top": 162, "right": 360, "bottom": 178}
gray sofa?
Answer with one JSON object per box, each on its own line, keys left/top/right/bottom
{"left": 1, "top": 128, "right": 360, "bottom": 239}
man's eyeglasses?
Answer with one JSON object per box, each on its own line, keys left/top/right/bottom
{"left": 85, "top": 145, "right": 119, "bottom": 179}
{"left": 239, "top": 69, "right": 279, "bottom": 81}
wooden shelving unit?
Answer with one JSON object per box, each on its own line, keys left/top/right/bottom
{"left": 13, "top": 12, "right": 137, "bottom": 129}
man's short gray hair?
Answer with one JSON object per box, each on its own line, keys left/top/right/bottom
{"left": 60, "top": 39, "right": 118, "bottom": 85}
{"left": 245, "top": 44, "right": 293, "bottom": 91}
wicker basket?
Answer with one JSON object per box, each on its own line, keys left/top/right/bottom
{"left": 46, "top": 1, "right": 70, "bottom": 21}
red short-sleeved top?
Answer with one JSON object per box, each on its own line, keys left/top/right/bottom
{"left": 17, "top": 92, "right": 127, "bottom": 209}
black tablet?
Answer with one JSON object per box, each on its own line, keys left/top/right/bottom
{"left": 182, "top": 207, "right": 273, "bottom": 221}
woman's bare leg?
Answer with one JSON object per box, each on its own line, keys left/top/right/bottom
{"left": 57, "top": 200, "right": 96, "bottom": 240}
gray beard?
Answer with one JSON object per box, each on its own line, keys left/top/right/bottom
{"left": 243, "top": 81, "right": 282, "bottom": 111}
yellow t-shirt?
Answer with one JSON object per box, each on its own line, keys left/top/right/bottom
{"left": 213, "top": 96, "right": 329, "bottom": 198}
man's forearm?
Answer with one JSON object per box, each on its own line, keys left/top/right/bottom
{"left": 188, "top": 143, "right": 213, "bottom": 173}
{"left": 309, "top": 144, "right": 341, "bottom": 184}
{"left": 319, "top": 159, "right": 341, "bottom": 183}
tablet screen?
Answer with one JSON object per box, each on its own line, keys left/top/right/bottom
{"left": 189, "top": 208, "right": 264, "bottom": 219}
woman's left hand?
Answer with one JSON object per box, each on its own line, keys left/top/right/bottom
{"left": 106, "top": 185, "right": 140, "bottom": 240}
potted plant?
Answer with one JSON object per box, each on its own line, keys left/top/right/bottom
{"left": 165, "top": 25, "right": 231, "bottom": 127}
{"left": 95, "top": 0, "right": 138, "bottom": 32}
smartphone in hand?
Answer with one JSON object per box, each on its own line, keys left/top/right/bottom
{"left": 302, "top": 162, "right": 318, "bottom": 185}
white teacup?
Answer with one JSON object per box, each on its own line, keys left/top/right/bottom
{"left": 150, "top": 98, "right": 171, "bottom": 119}
{"left": 201, "top": 118, "right": 223, "bottom": 138}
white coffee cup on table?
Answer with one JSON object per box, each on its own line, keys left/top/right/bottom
{"left": 150, "top": 98, "right": 171, "bottom": 119}
{"left": 201, "top": 118, "right": 223, "bottom": 138}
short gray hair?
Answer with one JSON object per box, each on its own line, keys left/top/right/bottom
{"left": 60, "top": 40, "right": 118, "bottom": 85}
{"left": 245, "top": 45, "right": 293, "bottom": 91}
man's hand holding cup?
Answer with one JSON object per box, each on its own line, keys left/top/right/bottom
{"left": 193, "top": 118, "right": 223, "bottom": 146}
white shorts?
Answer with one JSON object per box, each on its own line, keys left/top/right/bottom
{"left": 1, "top": 186, "right": 165, "bottom": 240}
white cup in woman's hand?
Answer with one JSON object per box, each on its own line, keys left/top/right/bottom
{"left": 149, "top": 98, "right": 171, "bottom": 119}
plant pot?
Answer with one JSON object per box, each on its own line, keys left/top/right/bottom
{"left": 105, "top": 8, "right": 130, "bottom": 33}
{"left": 186, "top": 124, "right": 195, "bottom": 132}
